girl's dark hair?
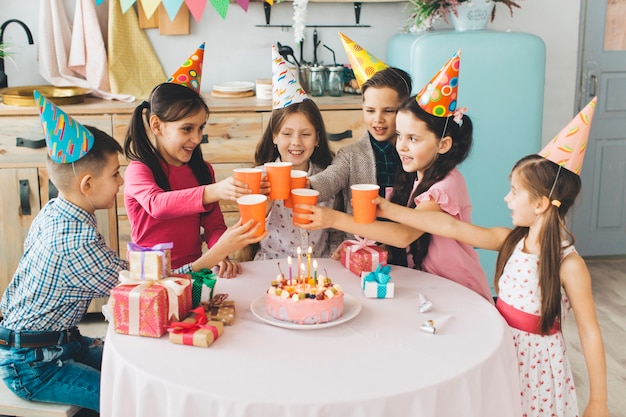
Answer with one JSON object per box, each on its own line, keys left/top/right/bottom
{"left": 124, "top": 83, "right": 212, "bottom": 191}
{"left": 494, "top": 154, "right": 581, "bottom": 334}
{"left": 389, "top": 97, "right": 473, "bottom": 269}
{"left": 361, "top": 67, "right": 413, "bottom": 102}
{"left": 254, "top": 99, "right": 333, "bottom": 167}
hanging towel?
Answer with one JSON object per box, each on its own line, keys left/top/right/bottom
{"left": 108, "top": 0, "right": 166, "bottom": 99}
{"left": 38, "top": 0, "right": 134, "bottom": 102}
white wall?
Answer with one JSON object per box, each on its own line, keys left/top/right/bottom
{"left": 0, "top": 0, "right": 580, "bottom": 144}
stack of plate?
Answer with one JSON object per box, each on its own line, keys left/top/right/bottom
{"left": 211, "top": 81, "right": 255, "bottom": 98}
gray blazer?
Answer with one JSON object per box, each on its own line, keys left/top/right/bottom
{"left": 309, "top": 130, "right": 377, "bottom": 215}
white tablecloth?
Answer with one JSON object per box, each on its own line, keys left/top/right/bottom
{"left": 101, "top": 259, "right": 521, "bottom": 417}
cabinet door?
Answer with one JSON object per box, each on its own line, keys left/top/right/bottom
{"left": 0, "top": 168, "right": 41, "bottom": 291}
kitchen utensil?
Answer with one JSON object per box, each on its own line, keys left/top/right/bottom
{"left": 277, "top": 42, "right": 300, "bottom": 67}
{"left": 323, "top": 44, "right": 337, "bottom": 67}
{"left": 312, "top": 29, "right": 321, "bottom": 65}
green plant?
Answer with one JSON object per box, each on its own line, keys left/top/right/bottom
{"left": 404, "top": 0, "right": 521, "bottom": 32}
{"left": 0, "top": 42, "right": 11, "bottom": 58}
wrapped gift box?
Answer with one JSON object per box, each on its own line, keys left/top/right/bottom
{"left": 339, "top": 238, "right": 388, "bottom": 276}
{"left": 168, "top": 307, "right": 224, "bottom": 348}
{"left": 127, "top": 242, "right": 173, "bottom": 281}
{"left": 200, "top": 293, "right": 235, "bottom": 325}
{"left": 361, "top": 264, "right": 394, "bottom": 298}
{"left": 190, "top": 269, "right": 216, "bottom": 308}
{"left": 111, "top": 273, "right": 193, "bottom": 337}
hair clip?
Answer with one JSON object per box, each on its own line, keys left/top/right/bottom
{"left": 452, "top": 107, "right": 467, "bottom": 125}
{"left": 551, "top": 199, "right": 562, "bottom": 208}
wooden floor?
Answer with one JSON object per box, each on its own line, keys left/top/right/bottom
{"left": 562, "top": 256, "right": 626, "bottom": 417}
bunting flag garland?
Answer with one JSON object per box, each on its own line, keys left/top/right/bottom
{"left": 140, "top": 0, "right": 161, "bottom": 19}
{"left": 235, "top": 0, "right": 250, "bottom": 12}
{"left": 185, "top": 0, "right": 208, "bottom": 22}
{"left": 163, "top": 0, "right": 185, "bottom": 21}
{"left": 210, "top": 0, "right": 229, "bottom": 19}
{"left": 120, "top": 0, "right": 138, "bottom": 14}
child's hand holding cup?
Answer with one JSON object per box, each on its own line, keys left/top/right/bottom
{"left": 233, "top": 168, "right": 263, "bottom": 194}
{"left": 291, "top": 188, "right": 319, "bottom": 225}
{"left": 350, "top": 184, "right": 380, "bottom": 224}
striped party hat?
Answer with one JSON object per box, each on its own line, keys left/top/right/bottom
{"left": 167, "top": 42, "right": 205, "bottom": 93}
{"left": 416, "top": 50, "right": 461, "bottom": 118}
{"left": 538, "top": 97, "right": 597, "bottom": 175}
{"left": 34, "top": 90, "right": 94, "bottom": 164}
{"left": 339, "top": 32, "right": 388, "bottom": 88}
{"left": 272, "top": 44, "right": 308, "bottom": 109}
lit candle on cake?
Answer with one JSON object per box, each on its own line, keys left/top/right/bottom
{"left": 296, "top": 247, "right": 302, "bottom": 279}
{"left": 313, "top": 259, "right": 318, "bottom": 282}
{"left": 307, "top": 246, "right": 312, "bottom": 278}
{"left": 300, "top": 263, "right": 306, "bottom": 284}
{"left": 287, "top": 256, "right": 293, "bottom": 285}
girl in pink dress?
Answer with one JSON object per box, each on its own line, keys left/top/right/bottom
{"left": 371, "top": 152, "right": 609, "bottom": 417}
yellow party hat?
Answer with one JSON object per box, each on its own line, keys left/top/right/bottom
{"left": 538, "top": 97, "right": 597, "bottom": 175}
{"left": 339, "top": 32, "right": 388, "bottom": 88}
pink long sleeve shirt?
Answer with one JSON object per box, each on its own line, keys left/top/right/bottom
{"left": 124, "top": 160, "right": 227, "bottom": 269}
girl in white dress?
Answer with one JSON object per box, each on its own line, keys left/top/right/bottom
{"left": 367, "top": 152, "right": 609, "bottom": 417}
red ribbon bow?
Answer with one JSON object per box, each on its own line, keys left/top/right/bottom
{"left": 167, "top": 307, "right": 220, "bottom": 345}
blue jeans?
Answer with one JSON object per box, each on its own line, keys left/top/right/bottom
{"left": 0, "top": 333, "right": 102, "bottom": 412}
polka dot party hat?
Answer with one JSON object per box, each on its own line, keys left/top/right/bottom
{"left": 339, "top": 32, "right": 388, "bottom": 88}
{"left": 34, "top": 90, "right": 94, "bottom": 164}
{"left": 416, "top": 50, "right": 461, "bottom": 118}
{"left": 538, "top": 96, "right": 597, "bottom": 175}
{"left": 167, "top": 42, "right": 205, "bottom": 93}
{"left": 272, "top": 44, "right": 308, "bottom": 109}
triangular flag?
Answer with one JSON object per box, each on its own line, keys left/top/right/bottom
{"left": 210, "top": 0, "right": 229, "bottom": 19}
{"left": 235, "top": 0, "right": 249, "bottom": 12}
{"left": 162, "top": 0, "right": 185, "bottom": 21}
{"left": 120, "top": 0, "right": 137, "bottom": 13}
{"left": 272, "top": 45, "right": 308, "bottom": 109}
{"left": 185, "top": 0, "right": 208, "bottom": 22}
{"left": 96, "top": 0, "right": 105, "bottom": 5}
{"left": 538, "top": 97, "right": 597, "bottom": 175}
{"left": 34, "top": 91, "right": 94, "bottom": 164}
{"left": 168, "top": 43, "right": 205, "bottom": 93}
{"left": 139, "top": 0, "right": 161, "bottom": 19}
{"left": 339, "top": 32, "right": 388, "bottom": 88}
{"left": 265, "top": 0, "right": 273, "bottom": 5}
{"left": 416, "top": 50, "right": 461, "bottom": 118}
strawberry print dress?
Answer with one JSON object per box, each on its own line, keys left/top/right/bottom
{"left": 498, "top": 238, "right": 579, "bottom": 417}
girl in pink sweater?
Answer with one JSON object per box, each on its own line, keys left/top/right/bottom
{"left": 123, "top": 82, "right": 266, "bottom": 277}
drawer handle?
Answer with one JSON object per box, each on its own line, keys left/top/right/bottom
{"left": 48, "top": 180, "right": 59, "bottom": 200}
{"left": 19, "top": 179, "right": 31, "bottom": 216}
{"left": 16, "top": 137, "right": 46, "bottom": 149}
{"left": 201, "top": 134, "right": 208, "bottom": 144}
{"left": 328, "top": 130, "right": 352, "bottom": 142}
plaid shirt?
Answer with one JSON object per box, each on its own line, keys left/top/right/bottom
{"left": 0, "top": 196, "right": 128, "bottom": 331}
{"left": 370, "top": 135, "right": 400, "bottom": 196}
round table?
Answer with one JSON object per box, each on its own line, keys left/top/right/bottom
{"left": 101, "top": 259, "right": 522, "bottom": 417}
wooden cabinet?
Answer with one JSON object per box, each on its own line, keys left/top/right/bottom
{"left": 0, "top": 95, "right": 364, "bottom": 295}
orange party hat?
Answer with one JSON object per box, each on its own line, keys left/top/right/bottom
{"left": 339, "top": 32, "right": 388, "bottom": 88}
{"left": 416, "top": 50, "right": 461, "bottom": 118}
{"left": 34, "top": 90, "right": 94, "bottom": 164}
{"left": 167, "top": 42, "right": 205, "bottom": 93}
{"left": 538, "top": 97, "right": 597, "bottom": 175}
{"left": 272, "top": 45, "right": 308, "bottom": 109}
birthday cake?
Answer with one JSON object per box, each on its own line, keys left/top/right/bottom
{"left": 265, "top": 274, "right": 344, "bottom": 325}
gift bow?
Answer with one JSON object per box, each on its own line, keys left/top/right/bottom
{"left": 190, "top": 269, "right": 217, "bottom": 306}
{"left": 350, "top": 235, "right": 377, "bottom": 251}
{"left": 362, "top": 264, "right": 392, "bottom": 298}
{"left": 200, "top": 293, "right": 229, "bottom": 312}
{"left": 167, "top": 307, "right": 220, "bottom": 345}
{"left": 118, "top": 270, "right": 190, "bottom": 333}
{"left": 127, "top": 242, "right": 173, "bottom": 280}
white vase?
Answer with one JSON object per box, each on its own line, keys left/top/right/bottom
{"left": 449, "top": 0, "right": 495, "bottom": 31}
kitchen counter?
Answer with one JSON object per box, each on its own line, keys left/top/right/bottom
{"left": 0, "top": 93, "right": 363, "bottom": 115}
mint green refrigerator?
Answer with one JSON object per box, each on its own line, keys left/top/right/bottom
{"left": 388, "top": 30, "right": 545, "bottom": 295}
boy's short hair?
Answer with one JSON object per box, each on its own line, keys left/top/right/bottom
{"left": 46, "top": 126, "right": 123, "bottom": 191}
{"left": 361, "top": 67, "right": 413, "bottom": 101}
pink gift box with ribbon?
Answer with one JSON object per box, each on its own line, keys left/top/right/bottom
{"left": 111, "top": 272, "right": 192, "bottom": 338}
{"left": 127, "top": 242, "right": 173, "bottom": 281}
{"left": 338, "top": 236, "right": 388, "bottom": 276}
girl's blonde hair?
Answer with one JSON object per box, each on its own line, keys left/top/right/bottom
{"left": 494, "top": 154, "right": 582, "bottom": 334}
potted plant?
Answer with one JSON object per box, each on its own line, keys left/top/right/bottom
{"left": 404, "top": 0, "right": 521, "bottom": 32}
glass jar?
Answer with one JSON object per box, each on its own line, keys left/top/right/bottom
{"left": 309, "top": 66, "right": 326, "bottom": 97}
{"left": 326, "top": 66, "right": 343, "bottom": 97}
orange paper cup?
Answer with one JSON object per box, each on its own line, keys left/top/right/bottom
{"left": 284, "top": 169, "right": 308, "bottom": 209}
{"left": 265, "top": 162, "right": 293, "bottom": 200}
{"left": 233, "top": 168, "right": 263, "bottom": 194}
{"left": 351, "top": 184, "right": 380, "bottom": 224}
{"left": 291, "top": 188, "right": 319, "bottom": 225}
{"left": 237, "top": 194, "right": 268, "bottom": 237}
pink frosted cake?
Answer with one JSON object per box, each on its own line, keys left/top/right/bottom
{"left": 266, "top": 275, "right": 344, "bottom": 325}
